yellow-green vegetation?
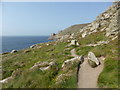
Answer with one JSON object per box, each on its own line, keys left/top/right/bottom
{"left": 75, "top": 30, "right": 118, "bottom": 88}
{"left": 2, "top": 41, "right": 79, "bottom": 88}
{"left": 58, "top": 23, "right": 89, "bottom": 35}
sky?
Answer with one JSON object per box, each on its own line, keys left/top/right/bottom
{"left": 2, "top": 2, "right": 112, "bottom": 36}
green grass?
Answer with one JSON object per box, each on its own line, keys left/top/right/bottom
{"left": 55, "top": 73, "right": 77, "bottom": 88}
{"left": 98, "top": 56, "right": 118, "bottom": 88}
{"left": 77, "top": 31, "right": 108, "bottom": 45}
{"left": 2, "top": 41, "right": 79, "bottom": 88}
{"left": 75, "top": 32, "right": 118, "bottom": 88}
{"left": 2, "top": 28, "right": 119, "bottom": 88}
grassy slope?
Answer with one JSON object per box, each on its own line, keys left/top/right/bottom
{"left": 58, "top": 23, "right": 89, "bottom": 35}
{"left": 2, "top": 25, "right": 119, "bottom": 88}
{"left": 75, "top": 31, "right": 118, "bottom": 88}
{"left": 2, "top": 41, "right": 78, "bottom": 88}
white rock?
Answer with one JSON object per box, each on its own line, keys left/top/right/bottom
{"left": 40, "top": 66, "right": 50, "bottom": 71}
{"left": 82, "top": 31, "right": 87, "bottom": 38}
{"left": 70, "top": 40, "right": 76, "bottom": 46}
{"left": 62, "top": 56, "right": 83, "bottom": 68}
{"left": 88, "top": 52, "right": 100, "bottom": 66}
{"left": 10, "top": 50, "right": 17, "bottom": 53}
{"left": 30, "top": 45, "right": 36, "bottom": 48}
{"left": 0, "top": 77, "right": 13, "bottom": 84}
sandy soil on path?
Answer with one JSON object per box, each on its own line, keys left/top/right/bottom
{"left": 78, "top": 58, "right": 104, "bottom": 88}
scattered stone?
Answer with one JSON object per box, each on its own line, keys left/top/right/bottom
{"left": 62, "top": 56, "right": 83, "bottom": 69}
{"left": 48, "top": 33, "right": 57, "bottom": 40}
{"left": 82, "top": 31, "right": 87, "bottom": 38}
{"left": 30, "top": 61, "right": 49, "bottom": 70}
{"left": 40, "top": 66, "right": 50, "bottom": 71}
{"left": 55, "top": 73, "right": 72, "bottom": 84}
{"left": 30, "top": 61, "right": 58, "bottom": 71}
{"left": 2, "top": 52, "right": 9, "bottom": 55}
{"left": 46, "top": 43, "right": 50, "bottom": 46}
{"left": 69, "top": 40, "right": 79, "bottom": 46}
{"left": 30, "top": 45, "right": 36, "bottom": 48}
{"left": 24, "top": 50, "right": 31, "bottom": 53}
{"left": 0, "top": 77, "right": 13, "bottom": 84}
{"left": 88, "top": 52, "right": 100, "bottom": 68}
{"left": 46, "top": 48, "right": 55, "bottom": 52}
{"left": 91, "top": 23, "right": 100, "bottom": 31}
{"left": 86, "top": 40, "right": 109, "bottom": 47}
{"left": 70, "top": 33, "right": 74, "bottom": 39}
{"left": 10, "top": 50, "right": 17, "bottom": 53}
{"left": 100, "top": 27, "right": 106, "bottom": 31}
{"left": 40, "top": 62, "right": 58, "bottom": 71}
{"left": 111, "top": 36, "right": 118, "bottom": 40}
{"left": 0, "top": 69, "right": 22, "bottom": 84}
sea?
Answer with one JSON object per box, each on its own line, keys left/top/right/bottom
{"left": 1, "top": 36, "right": 52, "bottom": 53}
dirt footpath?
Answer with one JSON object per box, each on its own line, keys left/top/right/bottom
{"left": 78, "top": 58, "right": 104, "bottom": 88}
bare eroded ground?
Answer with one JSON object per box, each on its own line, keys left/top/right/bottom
{"left": 78, "top": 58, "right": 104, "bottom": 88}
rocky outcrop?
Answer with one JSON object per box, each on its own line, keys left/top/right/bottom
{"left": 69, "top": 40, "right": 79, "bottom": 46}
{"left": 30, "top": 61, "right": 49, "bottom": 70}
{"left": 88, "top": 52, "right": 100, "bottom": 68}
{"left": 0, "top": 69, "right": 22, "bottom": 84}
{"left": 48, "top": 33, "right": 57, "bottom": 40}
{"left": 0, "top": 77, "right": 13, "bottom": 84}
{"left": 86, "top": 40, "right": 109, "bottom": 47}
{"left": 62, "top": 56, "right": 84, "bottom": 69}
{"left": 66, "top": 40, "right": 79, "bottom": 47}
{"left": 80, "top": 1, "right": 119, "bottom": 39}
{"left": 30, "top": 61, "right": 58, "bottom": 71}
{"left": 40, "top": 62, "right": 58, "bottom": 71}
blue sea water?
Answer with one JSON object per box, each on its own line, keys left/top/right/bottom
{"left": 1, "top": 36, "right": 52, "bottom": 53}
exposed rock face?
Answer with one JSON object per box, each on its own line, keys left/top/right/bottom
{"left": 80, "top": 1, "right": 120, "bottom": 38}
{"left": 0, "top": 69, "right": 22, "bottom": 84}
{"left": 68, "top": 40, "right": 79, "bottom": 46}
{"left": 48, "top": 33, "right": 57, "bottom": 40}
{"left": 10, "top": 50, "right": 17, "bottom": 53}
{"left": 0, "top": 77, "right": 12, "bottom": 84}
{"left": 62, "top": 56, "right": 83, "bottom": 69}
{"left": 88, "top": 52, "right": 100, "bottom": 68}
{"left": 86, "top": 40, "right": 109, "bottom": 47}
{"left": 30, "top": 61, "right": 49, "bottom": 70}
{"left": 30, "top": 61, "right": 58, "bottom": 71}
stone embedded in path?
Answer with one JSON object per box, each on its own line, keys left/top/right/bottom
{"left": 88, "top": 52, "right": 100, "bottom": 68}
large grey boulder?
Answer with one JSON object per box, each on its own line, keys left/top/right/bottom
{"left": 88, "top": 52, "right": 100, "bottom": 68}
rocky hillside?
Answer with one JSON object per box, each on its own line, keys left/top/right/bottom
{"left": 58, "top": 23, "right": 90, "bottom": 35}
{"left": 1, "top": 1, "right": 119, "bottom": 88}
{"left": 48, "top": 23, "right": 89, "bottom": 40}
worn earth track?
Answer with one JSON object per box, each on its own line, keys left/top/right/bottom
{"left": 70, "top": 48, "right": 104, "bottom": 88}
